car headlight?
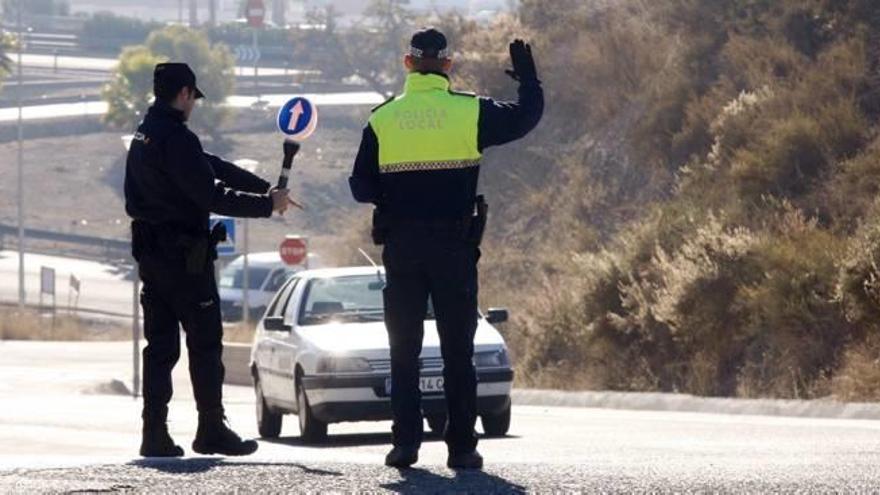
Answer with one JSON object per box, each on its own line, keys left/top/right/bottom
{"left": 317, "top": 356, "right": 372, "bottom": 373}
{"left": 473, "top": 349, "right": 510, "bottom": 368}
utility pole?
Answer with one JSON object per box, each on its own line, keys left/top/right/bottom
{"left": 178, "top": 0, "right": 184, "bottom": 24}
{"left": 272, "top": 0, "right": 286, "bottom": 26}
{"left": 16, "top": 0, "right": 25, "bottom": 309}
{"left": 189, "top": 0, "right": 198, "bottom": 27}
{"left": 208, "top": 0, "right": 217, "bottom": 27}
{"left": 252, "top": 27, "right": 259, "bottom": 96}
{"left": 242, "top": 218, "right": 249, "bottom": 325}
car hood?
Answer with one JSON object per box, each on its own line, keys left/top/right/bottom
{"left": 296, "top": 320, "right": 505, "bottom": 355}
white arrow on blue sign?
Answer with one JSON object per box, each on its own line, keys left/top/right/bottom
{"left": 276, "top": 96, "right": 318, "bottom": 140}
{"left": 235, "top": 45, "right": 261, "bottom": 63}
{"left": 209, "top": 216, "right": 237, "bottom": 256}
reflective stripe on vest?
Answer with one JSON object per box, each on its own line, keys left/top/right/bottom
{"left": 369, "top": 73, "right": 481, "bottom": 174}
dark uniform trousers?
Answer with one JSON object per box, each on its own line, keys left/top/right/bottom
{"left": 138, "top": 247, "right": 225, "bottom": 417}
{"left": 382, "top": 228, "right": 480, "bottom": 455}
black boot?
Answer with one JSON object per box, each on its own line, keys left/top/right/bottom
{"left": 192, "top": 409, "right": 258, "bottom": 456}
{"left": 385, "top": 446, "right": 419, "bottom": 468}
{"left": 447, "top": 450, "right": 483, "bottom": 470}
{"left": 140, "top": 409, "right": 184, "bottom": 457}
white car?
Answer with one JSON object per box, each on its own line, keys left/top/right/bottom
{"left": 249, "top": 266, "right": 514, "bottom": 443}
{"left": 218, "top": 251, "right": 319, "bottom": 322}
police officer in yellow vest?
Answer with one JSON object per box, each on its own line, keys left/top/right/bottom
{"left": 350, "top": 28, "right": 543, "bottom": 469}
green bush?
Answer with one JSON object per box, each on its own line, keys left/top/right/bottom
{"left": 101, "top": 25, "right": 234, "bottom": 136}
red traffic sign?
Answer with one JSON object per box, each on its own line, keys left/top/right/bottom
{"left": 245, "top": 0, "right": 265, "bottom": 28}
{"left": 280, "top": 236, "right": 307, "bottom": 266}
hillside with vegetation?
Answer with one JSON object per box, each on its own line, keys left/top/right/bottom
{"left": 430, "top": 0, "right": 880, "bottom": 400}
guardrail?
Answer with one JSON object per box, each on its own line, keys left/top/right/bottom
{"left": 0, "top": 222, "right": 130, "bottom": 259}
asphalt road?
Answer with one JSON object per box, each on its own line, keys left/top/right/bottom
{"left": 16, "top": 53, "right": 304, "bottom": 78}
{"left": 0, "top": 249, "right": 134, "bottom": 318}
{"left": 0, "top": 52, "right": 383, "bottom": 123}
{"left": 2, "top": 341, "right": 880, "bottom": 493}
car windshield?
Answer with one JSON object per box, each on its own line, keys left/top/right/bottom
{"left": 219, "top": 266, "right": 271, "bottom": 290}
{"left": 299, "top": 274, "right": 435, "bottom": 325}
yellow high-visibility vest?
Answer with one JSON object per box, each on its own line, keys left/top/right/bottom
{"left": 369, "top": 72, "right": 481, "bottom": 174}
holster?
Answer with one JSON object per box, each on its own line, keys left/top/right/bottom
{"left": 371, "top": 207, "right": 389, "bottom": 246}
{"left": 468, "top": 195, "right": 488, "bottom": 247}
{"left": 180, "top": 223, "right": 227, "bottom": 275}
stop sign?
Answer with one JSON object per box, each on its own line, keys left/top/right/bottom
{"left": 245, "top": 0, "right": 265, "bottom": 28}
{"left": 280, "top": 236, "right": 307, "bottom": 266}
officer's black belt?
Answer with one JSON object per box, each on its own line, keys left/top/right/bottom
{"left": 388, "top": 217, "right": 473, "bottom": 234}
{"left": 131, "top": 220, "right": 226, "bottom": 273}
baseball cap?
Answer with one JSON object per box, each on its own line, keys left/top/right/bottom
{"left": 409, "top": 28, "right": 449, "bottom": 59}
{"left": 153, "top": 63, "right": 205, "bottom": 100}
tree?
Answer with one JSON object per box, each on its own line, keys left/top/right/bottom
{"left": 311, "top": 0, "right": 415, "bottom": 97}
{"left": 101, "top": 25, "right": 235, "bottom": 137}
{"left": 101, "top": 46, "right": 165, "bottom": 129}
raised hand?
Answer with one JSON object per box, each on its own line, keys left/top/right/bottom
{"left": 505, "top": 39, "right": 539, "bottom": 83}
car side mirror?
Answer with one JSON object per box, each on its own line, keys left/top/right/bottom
{"left": 486, "top": 308, "right": 509, "bottom": 324}
{"left": 264, "top": 316, "right": 291, "bottom": 332}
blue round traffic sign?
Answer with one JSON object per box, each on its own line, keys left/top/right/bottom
{"left": 277, "top": 96, "right": 318, "bottom": 140}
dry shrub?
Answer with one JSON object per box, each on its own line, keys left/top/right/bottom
{"left": 731, "top": 115, "right": 826, "bottom": 199}
{"left": 826, "top": 137, "right": 880, "bottom": 233}
{"left": 837, "top": 204, "right": 880, "bottom": 331}
{"left": 619, "top": 215, "right": 762, "bottom": 395}
{"left": 223, "top": 321, "right": 256, "bottom": 344}
{"left": 319, "top": 207, "right": 381, "bottom": 268}
{"left": 832, "top": 336, "right": 880, "bottom": 401}
{"left": 0, "top": 309, "right": 128, "bottom": 341}
{"left": 734, "top": 208, "right": 850, "bottom": 398}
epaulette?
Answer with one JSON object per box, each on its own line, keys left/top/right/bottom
{"left": 448, "top": 89, "right": 477, "bottom": 98}
{"left": 371, "top": 95, "right": 396, "bottom": 113}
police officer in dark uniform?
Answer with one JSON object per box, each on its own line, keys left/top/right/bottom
{"left": 125, "top": 63, "right": 298, "bottom": 457}
{"left": 349, "top": 29, "right": 543, "bottom": 469}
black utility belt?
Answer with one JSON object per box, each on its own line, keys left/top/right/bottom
{"left": 132, "top": 220, "right": 211, "bottom": 241}
{"left": 131, "top": 221, "right": 227, "bottom": 274}
{"left": 373, "top": 196, "right": 488, "bottom": 246}
{"left": 389, "top": 217, "right": 473, "bottom": 232}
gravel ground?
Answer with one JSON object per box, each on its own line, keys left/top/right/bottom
{"left": 2, "top": 458, "right": 879, "bottom": 494}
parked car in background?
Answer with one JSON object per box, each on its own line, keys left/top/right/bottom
{"left": 218, "top": 251, "right": 319, "bottom": 322}
{"left": 249, "top": 266, "right": 514, "bottom": 443}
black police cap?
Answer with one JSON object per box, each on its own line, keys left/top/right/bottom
{"left": 153, "top": 63, "right": 205, "bottom": 100}
{"left": 410, "top": 28, "right": 449, "bottom": 59}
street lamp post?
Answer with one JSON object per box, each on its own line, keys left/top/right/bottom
{"left": 121, "top": 135, "right": 140, "bottom": 398}
{"left": 16, "top": 0, "right": 25, "bottom": 309}
{"left": 234, "top": 159, "right": 259, "bottom": 325}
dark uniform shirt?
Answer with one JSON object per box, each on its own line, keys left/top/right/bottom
{"left": 349, "top": 74, "right": 544, "bottom": 221}
{"left": 124, "top": 102, "right": 273, "bottom": 233}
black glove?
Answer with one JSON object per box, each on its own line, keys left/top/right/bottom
{"left": 505, "top": 39, "right": 539, "bottom": 83}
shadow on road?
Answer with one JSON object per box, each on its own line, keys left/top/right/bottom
{"left": 263, "top": 431, "right": 408, "bottom": 448}
{"left": 128, "top": 457, "right": 342, "bottom": 477}
{"left": 262, "top": 431, "right": 521, "bottom": 449}
{"left": 381, "top": 467, "right": 526, "bottom": 494}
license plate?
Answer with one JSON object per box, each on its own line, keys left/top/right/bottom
{"left": 385, "top": 376, "right": 445, "bottom": 395}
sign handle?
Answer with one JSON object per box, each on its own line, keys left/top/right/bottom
{"left": 278, "top": 139, "right": 300, "bottom": 189}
